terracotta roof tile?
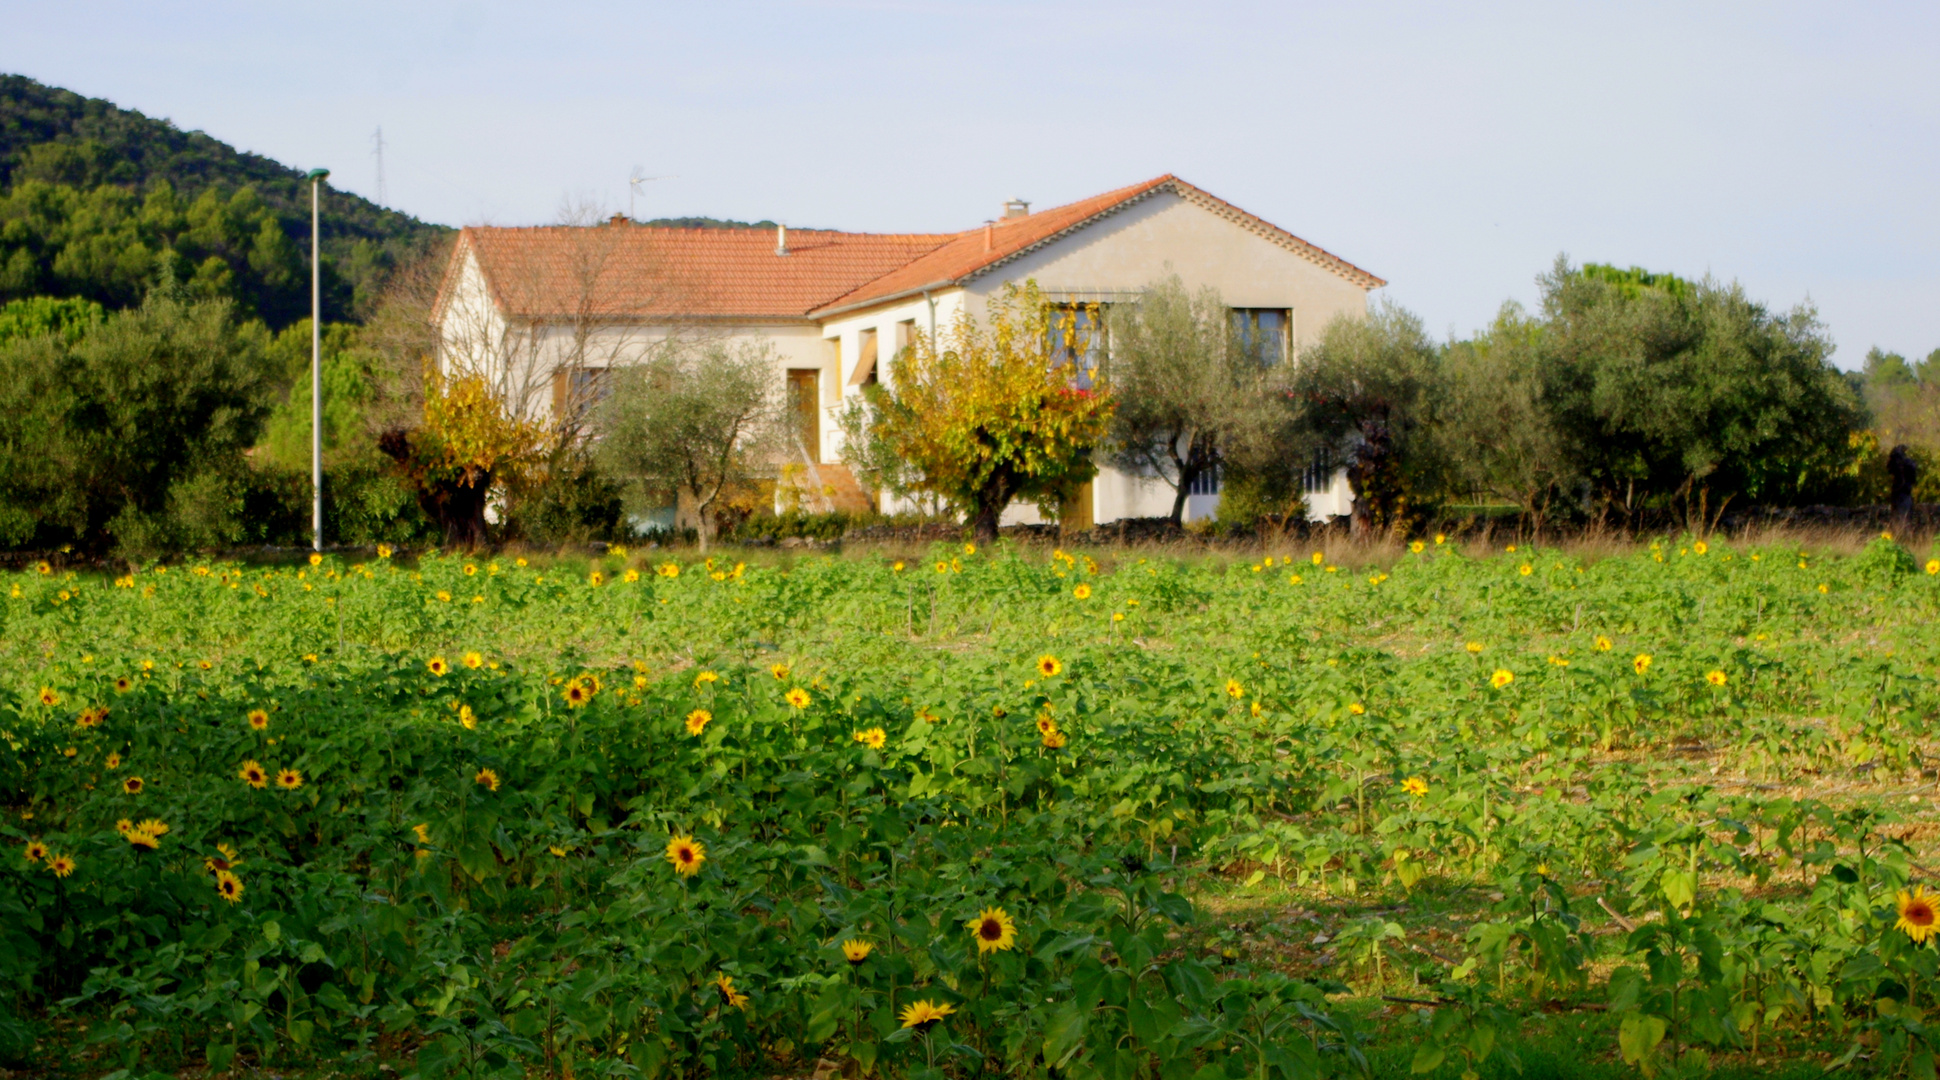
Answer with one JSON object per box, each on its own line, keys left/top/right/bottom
{"left": 454, "top": 225, "right": 956, "bottom": 321}
{"left": 809, "top": 175, "right": 1385, "bottom": 317}
{"left": 442, "top": 176, "right": 1383, "bottom": 325}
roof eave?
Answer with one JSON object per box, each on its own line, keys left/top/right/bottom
{"left": 809, "top": 279, "right": 962, "bottom": 321}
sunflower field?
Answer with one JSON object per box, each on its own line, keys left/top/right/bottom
{"left": 3, "top": 534, "right": 1940, "bottom": 1080}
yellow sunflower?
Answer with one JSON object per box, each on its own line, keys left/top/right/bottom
{"left": 1401, "top": 776, "right": 1430, "bottom": 797}
{"left": 840, "top": 939, "right": 873, "bottom": 963}
{"left": 427, "top": 656, "right": 449, "bottom": 676}
{"left": 275, "top": 768, "right": 303, "bottom": 790}
{"left": 1465, "top": 641, "right": 1484, "bottom": 654}
{"left": 685, "top": 709, "right": 712, "bottom": 736}
{"left": 853, "top": 727, "right": 886, "bottom": 749}
{"left": 563, "top": 680, "right": 593, "bottom": 707}
{"left": 247, "top": 708, "right": 269, "bottom": 730}
{"left": 770, "top": 663, "right": 790, "bottom": 681}
{"left": 1035, "top": 714, "right": 1058, "bottom": 736}
{"left": 37, "top": 687, "right": 59, "bottom": 707}
{"left": 1225, "top": 678, "right": 1244, "bottom": 699}
{"left": 1899, "top": 886, "right": 1938, "bottom": 944}
{"left": 215, "top": 869, "right": 244, "bottom": 903}
{"left": 966, "top": 906, "right": 1017, "bottom": 954}
{"left": 900, "top": 999, "right": 956, "bottom": 1029}
{"left": 47, "top": 854, "right": 75, "bottom": 878}
{"left": 239, "top": 760, "right": 268, "bottom": 788}
{"left": 23, "top": 841, "right": 47, "bottom": 863}
{"left": 113, "top": 676, "right": 133, "bottom": 693}
{"left": 1633, "top": 654, "right": 1652, "bottom": 675}
{"left": 1594, "top": 635, "right": 1612, "bottom": 651}
{"left": 462, "top": 651, "right": 484, "bottom": 669}
{"left": 785, "top": 687, "right": 811, "bottom": 709}
{"left": 475, "top": 767, "right": 501, "bottom": 792}
{"left": 1042, "top": 730, "right": 1067, "bottom": 749}
{"left": 1490, "top": 669, "right": 1514, "bottom": 689}
{"left": 122, "top": 775, "right": 144, "bottom": 795}
{"left": 666, "top": 834, "right": 706, "bottom": 877}
{"left": 1705, "top": 670, "right": 1728, "bottom": 686}
{"left": 1036, "top": 654, "right": 1062, "bottom": 678}
{"left": 714, "top": 972, "right": 749, "bottom": 1009}
{"left": 1073, "top": 583, "right": 1092, "bottom": 600}
{"left": 126, "top": 827, "right": 159, "bottom": 851}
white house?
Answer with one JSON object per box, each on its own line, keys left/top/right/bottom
{"left": 430, "top": 174, "right": 1383, "bottom": 526}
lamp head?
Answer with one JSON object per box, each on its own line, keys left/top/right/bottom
{"left": 306, "top": 168, "right": 330, "bottom": 182}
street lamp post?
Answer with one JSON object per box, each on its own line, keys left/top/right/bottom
{"left": 306, "top": 167, "right": 329, "bottom": 553}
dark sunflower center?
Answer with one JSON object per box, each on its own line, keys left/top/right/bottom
{"left": 1912, "top": 904, "right": 1935, "bottom": 924}
{"left": 980, "top": 920, "right": 1002, "bottom": 940}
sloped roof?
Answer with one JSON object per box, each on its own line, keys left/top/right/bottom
{"left": 809, "top": 175, "right": 1384, "bottom": 317}
{"left": 440, "top": 176, "right": 1383, "bottom": 324}
{"left": 447, "top": 225, "right": 956, "bottom": 321}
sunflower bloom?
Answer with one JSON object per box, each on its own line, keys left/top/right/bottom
{"left": 24, "top": 841, "right": 46, "bottom": 863}
{"left": 427, "top": 657, "right": 449, "bottom": 676}
{"left": 1035, "top": 713, "right": 1058, "bottom": 736}
{"left": 1402, "top": 776, "right": 1429, "bottom": 797}
{"left": 462, "top": 651, "right": 484, "bottom": 669}
{"left": 840, "top": 939, "right": 873, "bottom": 963}
{"left": 1490, "top": 669, "right": 1514, "bottom": 689}
{"left": 966, "top": 907, "right": 1017, "bottom": 954}
{"left": 563, "top": 680, "right": 592, "bottom": 707}
{"left": 900, "top": 999, "right": 957, "bottom": 1029}
{"left": 247, "top": 708, "right": 269, "bottom": 730}
{"left": 1037, "top": 654, "right": 1062, "bottom": 678}
{"left": 1899, "top": 887, "right": 1939, "bottom": 943}
{"left": 770, "top": 663, "right": 789, "bottom": 681}
{"left": 685, "top": 709, "right": 712, "bottom": 736}
{"left": 1633, "top": 654, "right": 1652, "bottom": 675}
{"left": 1073, "top": 583, "right": 1092, "bottom": 600}
{"left": 276, "top": 768, "right": 303, "bottom": 790}
{"left": 785, "top": 687, "right": 811, "bottom": 709}
{"left": 667, "top": 834, "right": 706, "bottom": 877}
{"left": 239, "top": 760, "right": 268, "bottom": 788}
{"left": 105, "top": 752, "right": 121, "bottom": 769}
{"left": 1042, "top": 730, "right": 1067, "bottom": 749}
{"left": 714, "top": 972, "right": 750, "bottom": 1009}
{"left": 853, "top": 727, "right": 886, "bottom": 749}
{"left": 37, "top": 687, "right": 59, "bottom": 707}
{"left": 475, "top": 767, "right": 501, "bottom": 792}
{"left": 1465, "top": 642, "right": 1484, "bottom": 654}
{"left": 47, "top": 854, "right": 75, "bottom": 878}
{"left": 1705, "top": 670, "right": 1728, "bottom": 687}
{"left": 215, "top": 870, "right": 244, "bottom": 903}
{"left": 122, "top": 775, "right": 144, "bottom": 795}
{"left": 1595, "top": 635, "right": 1612, "bottom": 651}
{"left": 1225, "top": 678, "right": 1244, "bottom": 699}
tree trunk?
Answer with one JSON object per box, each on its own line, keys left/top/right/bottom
{"left": 1168, "top": 469, "right": 1193, "bottom": 526}
{"left": 971, "top": 501, "right": 1003, "bottom": 542}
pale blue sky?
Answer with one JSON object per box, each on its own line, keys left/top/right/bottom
{"left": 5, "top": 1, "right": 1935, "bottom": 364}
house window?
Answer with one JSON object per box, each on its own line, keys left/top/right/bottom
{"left": 895, "top": 319, "right": 916, "bottom": 360}
{"left": 848, "top": 328, "right": 879, "bottom": 387}
{"left": 1188, "top": 463, "right": 1222, "bottom": 496}
{"left": 1232, "top": 308, "right": 1290, "bottom": 366}
{"left": 552, "top": 366, "right": 608, "bottom": 428}
{"left": 1045, "top": 304, "right": 1106, "bottom": 389}
{"left": 1301, "top": 448, "right": 1335, "bottom": 494}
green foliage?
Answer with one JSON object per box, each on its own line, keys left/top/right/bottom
{"left": 0, "top": 295, "right": 101, "bottom": 345}
{"left": 0, "top": 292, "right": 273, "bottom": 552}
{"left": 505, "top": 454, "right": 625, "bottom": 546}
{"left": 1, "top": 537, "right": 1939, "bottom": 1076}
{"left": 594, "top": 340, "right": 781, "bottom": 550}
{"left": 0, "top": 74, "right": 447, "bottom": 322}
{"left": 1539, "top": 257, "right": 1860, "bottom": 516}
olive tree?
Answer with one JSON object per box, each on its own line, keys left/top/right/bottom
{"left": 1101, "top": 275, "right": 1281, "bottom": 525}
{"left": 593, "top": 340, "right": 781, "bottom": 550}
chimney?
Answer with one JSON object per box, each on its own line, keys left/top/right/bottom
{"left": 609, "top": 213, "right": 629, "bottom": 226}
{"left": 1003, "top": 197, "right": 1030, "bottom": 219}
{"left": 775, "top": 222, "right": 789, "bottom": 256}
{"left": 983, "top": 221, "right": 993, "bottom": 252}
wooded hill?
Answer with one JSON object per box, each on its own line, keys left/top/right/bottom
{"left": 0, "top": 74, "right": 448, "bottom": 326}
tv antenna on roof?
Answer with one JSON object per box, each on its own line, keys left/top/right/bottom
{"left": 628, "top": 167, "right": 676, "bottom": 222}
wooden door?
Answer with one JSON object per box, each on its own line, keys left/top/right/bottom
{"left": 787, "top": 369, "right": 820, "bottom": 463}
